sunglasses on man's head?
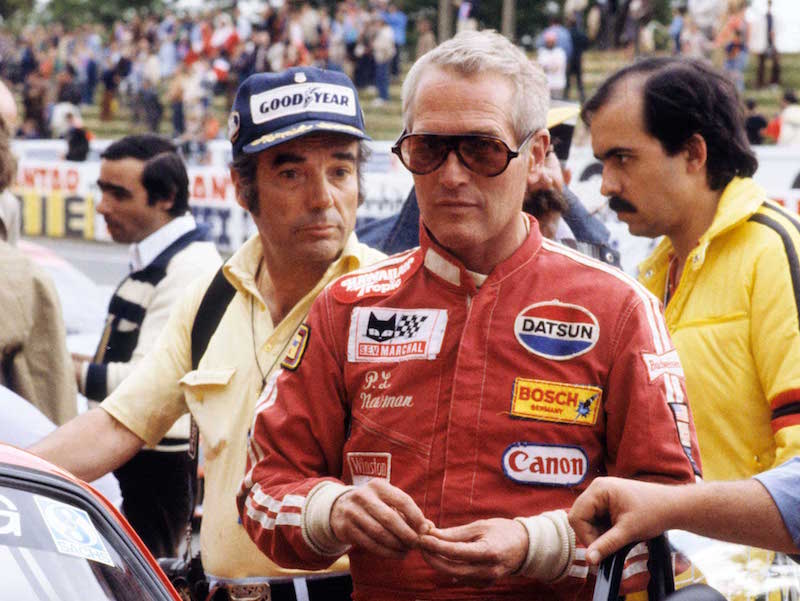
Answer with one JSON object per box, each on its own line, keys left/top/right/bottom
{"left": 391, "top": 131, "right": 535, "bottom": 177}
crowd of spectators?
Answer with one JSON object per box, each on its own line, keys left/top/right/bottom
{"left": 0, "top": 0, "right": 414, "bottom": 159}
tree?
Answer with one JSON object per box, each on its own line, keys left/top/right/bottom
{"left": 41, "top": 0, "right": 164, "bottom": 28}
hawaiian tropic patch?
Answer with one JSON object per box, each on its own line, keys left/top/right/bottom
{"left": 347, "top": 452, "right": 391, "bottom": 486}
{"left": 34, "top": 495, "right": 114, "bottom": 566}
{"left": 514, "top": 301, "right": 599, "bottom": 360}
{"left": 281, "top": 324, "right": 310, "bottom": 371}
{"left": 511, "top": 378, "right": 602, "bottom": 426}
{"left": 347, "top": 307, "right": 447, "bottom": 362}
{"left": 502, "top": 442, "right": 588, "bottom": 486}
{"left": 333, "top": 253, "right": 420, "bottom": 303}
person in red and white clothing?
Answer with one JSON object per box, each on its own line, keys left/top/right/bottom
{"left": 238, "top": 30, "right": 700, "bottom": 601}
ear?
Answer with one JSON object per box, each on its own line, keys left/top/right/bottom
{"left": 230, "top": 165, "right": 249, "bottom": 211}
{"left": 683, "top": 133, "right": 708, "bottom": 175}
{"left": 526, "top": 129, "right": 551, "bottom": 190}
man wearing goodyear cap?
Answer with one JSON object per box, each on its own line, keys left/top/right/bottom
{"left": 32, "top": 67, "right": 384, "bottom": 599}
{"left": 238, "top": 30, "right": 700, "bottom": 601}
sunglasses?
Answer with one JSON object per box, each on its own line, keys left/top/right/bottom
{"left": 391, "top": 131, "right": 535, "bottom": 177}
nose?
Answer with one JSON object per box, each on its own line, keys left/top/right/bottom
{"left": 599, "top": 164, "right": 620, "bottom": 198}
{"left": 306, "top": 172, "right": 335, "bottom": 210}
{"left": 437, "top": 148, "right": 471, "bottom": 188}
{"left": 96, "top": 193, "right": 111, "bottom": 216}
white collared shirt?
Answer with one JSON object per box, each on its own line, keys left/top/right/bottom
{"left": 128, "top": 213, "right": 198, "bottom": 272}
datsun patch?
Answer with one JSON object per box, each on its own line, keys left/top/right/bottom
{"left": 642, "top": 349, "right": 685, "bottom": 382}
{"left": 34, "top": 495, "right": 114, "bottom": 566}
{"left": 281, "top": 324, "right": 310, "bottom": 371}
{"left": 511, "top": 378, "right": 602, "bottom": 426}
{"left": 514, "top": 301, "right": 599, "bottom": 360}
{"left": 502, "top": 442, "right": 588, "bottom": 486}
{"left": 347, "top": 307, "right": 447, "bottom": 362}
{"left": 333, "top": 253, "right": 420, "bottom": 303}
{"left": 347, "top": 452, "right": 391, "bottom": 486}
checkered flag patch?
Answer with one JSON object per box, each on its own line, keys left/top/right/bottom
{"left": 395, "top": 315, "right": 428, "bottom": 339}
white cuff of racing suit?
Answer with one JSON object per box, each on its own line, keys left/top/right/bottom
{"left": 513, "top": 509, "right": 575, "bottom": 581}
{"left": 302, "top": 481, "right": 354, "bottom": 557}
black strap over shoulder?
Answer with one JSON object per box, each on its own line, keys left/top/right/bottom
{"left": 181, "top": 263, "right": 236, "bottom": 569}
{"left": 190, "top": 265, "right": 236, "bottom": 370}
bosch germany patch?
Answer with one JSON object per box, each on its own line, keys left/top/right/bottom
{"left": 333, "top": 254, "right": 420, "bottom": 303}
{"left": 511, "top": 378, "right": 602, "bottom": 426}
{"left": 281, "top": 324, "right": 310, "bottom": 371}
{"left": 347, "top": 307, "right": 447, "bottom": 362}
{"left": 642, "top": 349, "right": 685, "bottom": 382}
{"left": 514, "top": 301, "right": 599, "bottom": 360}
{"left": 347, "top": 452, "right": 391, "bottom": 486}
{"left": 502, "top": 442, "right": 588, "bottom": 486}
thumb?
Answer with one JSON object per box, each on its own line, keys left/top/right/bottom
{"left": 585, "top": 525, "right": 628, "bottom": 565}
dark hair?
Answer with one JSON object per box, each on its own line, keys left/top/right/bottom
{"left": 230, "top": 138, "right": 370, "bottom": 215}
{"left": 142, "top": 152, "right": 190, "bottom": 216}
{"left": 582, "top": 57, "right": 757, "bottom": 191}
{"left": 784, "top": 90, "right": 798, "bottom": 105}
{"left": 745, "top": 98, "right": 757, "bottom": 111}
{"left": 101, "top": 134, "right": 189, "bottom": 215}
{"left": 0, "top": 121, "right": 16, "bottom": 192}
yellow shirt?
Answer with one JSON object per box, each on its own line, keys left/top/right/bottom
{"left": 639, "top": 178, "right": 800, "bottom": 481}
{"left": 102, "top": 233, "right": 385, "bottom": 578}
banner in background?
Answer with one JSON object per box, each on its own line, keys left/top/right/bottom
{"left": 11, "top": 141, "right": 800, "bottom": 256}
{"left": 12, "top": 141, "right": 413, "bottom": 253}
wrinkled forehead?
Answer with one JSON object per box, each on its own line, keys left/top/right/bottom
{"left": 256, "top": 132, "right": 360, "bottom": 163}
{"left": 407, "top": 67, "right": 516, "bottom": 138}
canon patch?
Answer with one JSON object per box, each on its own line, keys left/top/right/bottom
{"left": 502, "top": 442, "right": 588, "bottom": 486}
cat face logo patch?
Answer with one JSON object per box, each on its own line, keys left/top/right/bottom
{"left": 348, "top": 307, "right": 447, "bottom": 362}
{"left": 514, "top": 301, "right": 599, "bottom": 360}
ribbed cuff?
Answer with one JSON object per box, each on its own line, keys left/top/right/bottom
{"left": 513, "top": 509, "right": 575, "bottom": 581}
{"left": 301, "top": 481, "right": 354, "bottom": 557}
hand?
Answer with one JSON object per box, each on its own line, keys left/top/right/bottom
{"left": 418, "top": 518, "right": 528, "bottom": 585}
{"left": 568, "top": 477, "right": 674, "bottom": 565}
{"left": 71, "top": 353, "right": 92, "bottom": 387}
{"left": 330, "top": 479, "right": 433, "bottom": 559}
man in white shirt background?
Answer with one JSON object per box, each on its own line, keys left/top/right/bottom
{"left": 72, "top": 134, "right": 221, "bottom": 557}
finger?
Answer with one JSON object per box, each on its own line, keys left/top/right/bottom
{"left": 420, "top": 549, "right": 500, "bottom": 582}
{"left": 372, "top": 480, "right": 432, "bottom": 536}
{"left": 418, "top": 533, "right": 491, "bottom": 565}
{"left": 425, "top": 522, "right": 481, "bottom": 542}
{"left": 342, "top": 508, "right": 415, "bottom": 557}
{"left": 585, "top": 525, "right": 628, "bottom": 565}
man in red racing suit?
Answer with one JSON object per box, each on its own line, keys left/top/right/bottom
{"left": 238, "top": 220, "right": 700, "bottom": 600}
{"left": 238, "top": 30, "right": 700, "bottom": 601}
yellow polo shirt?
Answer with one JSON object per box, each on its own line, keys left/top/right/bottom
{"left": 102, "top": 233, "right": 385, "bottom": 578}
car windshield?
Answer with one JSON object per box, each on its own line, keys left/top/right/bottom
{"left": 0, "top": 482, "right": 164, "bottom": 600}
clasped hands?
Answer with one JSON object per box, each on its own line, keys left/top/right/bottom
{"left": 330, "top": 479, "right": 529, "bottom": 585}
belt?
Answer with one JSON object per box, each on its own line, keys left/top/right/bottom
{"left": 208, "top": 573, "right": 352, "bottom": 601}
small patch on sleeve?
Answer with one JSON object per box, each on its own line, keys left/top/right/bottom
{"left": 281, "top": 324, "right": 310, "bottom": 371}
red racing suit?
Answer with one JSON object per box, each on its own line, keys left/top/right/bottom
{"left": 238, "top": 219, "right": 701, "bottom": 601}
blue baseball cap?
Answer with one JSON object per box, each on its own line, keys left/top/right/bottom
{"left": 228, "top": 67, "right": 370, "bottom": 158}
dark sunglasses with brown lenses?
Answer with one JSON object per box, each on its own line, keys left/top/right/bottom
{"left": 391, "top": 131, "right": 535, "bottom": 177}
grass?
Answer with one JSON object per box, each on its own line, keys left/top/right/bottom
{"left": 25, "top": 49, "right": 800, "bottom": 143}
